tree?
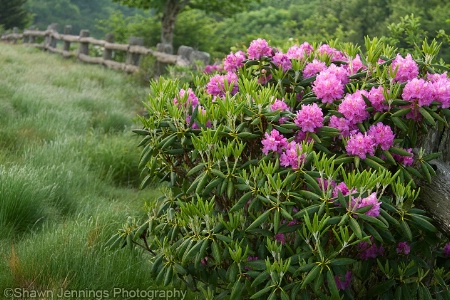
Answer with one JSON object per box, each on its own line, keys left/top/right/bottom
{"left": 0, "top": 0, "right": 29, "bottom": 30}
{"left": 112, "top": 0, "right": 258, "bottom": 53}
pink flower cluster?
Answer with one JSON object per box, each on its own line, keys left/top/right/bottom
{"left": 392, "top": 148, "right": 414, "bottom": 166}
{"left": 303, "top": 59, "right": 327, "bottom": 78}
{"left": 352, "top": 192, "right": 381, "bottom": 217}
{"left": 173, "top": 88, "right": 199, "bottom": 108}
{"left": 391, "top": 53, "right": 419, "bottom": 82}
{"left": 270, "top": 99, "right": 290, "bottom": 111}
{"left": 261, "top": 129, "right": 287, "bottom": 155}
{"left": 294, "top": 103, "right": 324, "bottom": 132}
{"left": 286, "top": 42, "right": 313, "bottom": 60}
{"left": 345, "top": 132, "right": 375, "bottom": 159}
{"left": 396, "top": 241, "right": 411, "bottom": 255}
{"left": 204, "top": 64, "right": 223, "bottom": 74}
{"left": 335, "top": 271, "right": 352, "bottom": 291}
{"left": 317, "top": 44, "right": 346, "bottom": 61}
{"left": 346, "top": 54, "right": 366, "bottom": 75}
{"left": 444, "top": 242, "right": 450, "bottom": 257}
{"left": 358, "top": 238, "right": 384, "bottom": 260}
{"left": 280, "top": 141, "right": 306, "bottom": 169}
{"left": 224, "top": 51, "right": 246, "bottom": 73}
{"left": 247, "top": 38, "right": 272, "bottom": 59}
{"left": 312, "top": 64, "right": 348, "bottom": 103}
{"left": 367, "top": 123, "right": 395, "bottom": 151}
{"left": 368, "top": 86, "right": 388, "bottom": 112}
{"left": 272, "top": 52, "right": 292, "bottom": 72}
{"left": 206, "top": 72, "right": 239, "bottom": 98}
{"left": 429, "top": 72, "right": 450, "bottom": 108}
{"left": 329, "top": 116, "right": 357, "bottom": 138}
{"left": 338, "top": 90, "right": 369, "bottom": 124}
{"left": 402, "top": 78, "right": 434, "bottom": 107}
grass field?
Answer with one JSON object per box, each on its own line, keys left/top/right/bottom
{"left": 0, "top": 43, "right": 191, "bottom": 299}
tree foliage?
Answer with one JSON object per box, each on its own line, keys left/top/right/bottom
{"left": 0, "top": 0, "right": 29, "bottom": 30}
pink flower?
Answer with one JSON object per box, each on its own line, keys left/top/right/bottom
{"left": 430, "top": 75, "right": 450, "bottom": 108}
{"left": 338, "top": 90, "right": 369, "bottom": 124}
{"left": 346, "top": 54, "right": 366, "bottom": 75}
{"left": 280, "top": 141, "right": 305, "bottom": 169}
{"left": 204, "top": 64, "right": 223, "bottom": 74}
{"left": 328, "top": 115, "right": 357, "bottom": 138}
{"left": 326, "top": 64, "right": 349, "bottom": 84}
{"left": 173, "top": 88, "right": 199, "bottom": 108}
{"left": 272, "top": 52, "right": 292, "bottom": 72}
{"left": 287, "top": 42, "right": 313, "bottom": 60}
{"left": 367, "top": 123, "right": 395, "bottom": 151}
{"left": 392, "top": 148, "right": 414, "bottom": 166}
{"left": 206, "top": 72, "right": 239, "bottom": 97}
{"left": 346, "top": 132, "right": 375, "bottom": 159}
{"left": 274, "top": 233, "right": 286, "bottom": 244}
{"left": 402, "top": 78, "right": 434, "bottom": 107}
{"left": 317, "top": 178, "right": 336, "bottom": 191}
{"left": 333, "top": 182, "right": 351, "bottom": 198}
{"left": 224, "top": 50, "right": 246, "bottom": 72}
{"left": 335, "top": 271, "right": 352, "bottom": 290}
{"left": 355, "top": 192, "right": 381, "bottom": 217}
{"left": 358, "top": 239, "right": 384, "bottom": 260}
{"left": 396, "top": 242, "right": 411, "bottom": 255}
{"left": 391, "top": 53, "right": 419, "bottom": 82}
{"left": 247, "top": 38, "right": 272, "bottom": 59}
{"left": 303, "top": 59, "right": 327, "bottom": 78}
{"left": 443, "top": 242, "right": 450, "bottom": 257}
{"left": 312, "top": 72, "right": 345, "bottom": 104}
{"left": 368, "top": 86, "right": 388, "bottom": 112}
{"left": 294, "top": 103, "right": 324, "bottom": 132}
{"left": 261, "top": 129, "right": 288, "bottom": 155}
{"left": 317, "top": 44, "right": 346, "bottom": 61}
{"left": 271, "top": 99, "right": 290, "bottom": 111}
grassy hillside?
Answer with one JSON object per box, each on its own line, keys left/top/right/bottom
{"left": 0, "top": 43, "right": 187, "bottom": 297}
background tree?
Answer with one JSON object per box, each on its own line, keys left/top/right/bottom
{"left": 0, "top": 0, "right": 29, "bottom": 30}
{"left": 111, "top": 0, "right": 259, "bottom": 54}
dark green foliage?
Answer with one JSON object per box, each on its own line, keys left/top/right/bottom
{"left": 0, "top": 0, "right": 29, "bottom": 29}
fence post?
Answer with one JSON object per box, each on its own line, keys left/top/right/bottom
{"left": 13, "top": 27, "right": 19, "bottom": 44}
{"left": 126, "top": 37, "right": 144, "bottom": 66}
{"left": 63, "top": 25, "right": 72, "bottom": 52}
{"left": 28, "top": 26, "right": 36, "bottom": 44}
{"left": 103, "top": 33, "right": 114, "bottom": 61}
{"left": 78, "top": 30, "right": 90, "bottom": 56}
{"left": 45, "top": 23, "right": 58, "bottom": 50}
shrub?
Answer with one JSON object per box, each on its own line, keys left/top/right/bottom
{"left": 113, "top": 37, "right": 450, "bottom": 299}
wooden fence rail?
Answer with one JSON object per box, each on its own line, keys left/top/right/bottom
{"left": 1, "top": 25, "right": 210, "bottom": 74}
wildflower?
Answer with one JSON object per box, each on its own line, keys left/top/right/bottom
{"left": 346, "top": 132, "right": 375, "bottom": 159}
{"left": 224, "top": 50, "right": 246, "bottom": 72}
{"left": 274, "top": 233, "right": 286, "bottom": 244}
{"left": 280, "top": 141, "right": 305, "bottom": 169}
{"left": 338, "top": 90, "right": 369, "bottom": 124}
{"left": 247, "top": 38, "right": 272, "bottom": 59}
{"left": 443, "top": 242, "right": 450, "bottom": 257}
{"left": 173, "top": 88, "right": 199, "bottom": 108}
{"left": 391, "top": 53, "right": 419, "bottom": 82}
{"left": 270, "top": 99, "right": 290, "bottom": 111}
{"left": 355, "top": 192, "right": 381, "bottom": 217}
{"left": 368, "top": 86, "right": 388, "bottom": 112}
{"left": 329, "top": 115, "right": 357, "bottom": 138}
{"left": 332, "top": 182, "right": 351, "bottom": 198}
{"left": 287, "top": 42, "right": 313, "bottom": 60}
{"left": 392, "top": 148, "right": 414, "bottom": 166}
{"left": 346, "top": 54, "right": 366, "bottom": 75}
{"left": 303, "top": 59, "right": 327, "bottom": 78}
{"left": 396, "top": 242, "right": 411, "bottom": 255}
{"left": 312, "top": 71, "right": 345, "bottom": 103}
{"left": 335, "top": 271, "right": 352, "bottom": 290}
{"left": 317, "top": 44, "right": 346, "bottom": 61}
{"left": 294, "top": 103, "right": 324, "bottom": 132}
{"left": 358, "top": 238, "right": 384, "bottom": 260}
{"left": 429, "top": 74, "right": 450, "bottom": 108}
{"left": 206, "top": 72, "right": 239, "bottom": 97}
{"left": 402, "top": 78, "right": 433, "bottom": 107}
{"left": 261, "top": 129, "right": 288, "bottom": 155}
{"left": 272, "top": 52, "right": 292, "bottom": 72}
{"left": 367, "top": 122, "right": 395, "bottom": 151}
{"left": 204, "top": 64, "right": 223, "bottom": 74}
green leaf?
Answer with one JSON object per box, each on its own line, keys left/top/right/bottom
{"left": 186, "top": 163, "right": 206, "bottom": 176}
{"left": 230, "top": 191, "right": 253, "bottom": 213}
{"left": 326, "top": 270, "right": 340, "bottom": 299}
{"left": 203, "top": 177, "right": 223, "bottom": 195}
{"left": 419, "top": 107, "right": 436, "bottom": 126}
{"left": 357, "top": 213, "right": 388, "bottom": 229}
{"left": 250, "top": 272, "right": 270, "bottom": 288}
{"left": 250, "top": 285, "right": 272, "bottom": 299}
{"left": 230, "top": 280, "right": 244, "bottom": 300}
{"left": 391, "top": 107, "right": 412, "bottom": 117}
{"left": 301, "top": 265, "right": 320, "bottom": 289}
{"left": 349, "top": 217, "right": 362, "bottom": 239}
{"left": 400, "top": 220, "right": 413, "bottom": 241}
{"left": 298, "top": 190, "right": 321, "bottom": 201}
{"left": 367, "top": 279, "right": 396, "bottom": 297}
{"left": 182, "top": 240, "right": 204, "bottom": 264}
{"left": 246, "top": 209, "right": 271, "bottom": 232}
{"left": 329, "top": 258, "right": 355, "bottom": 266}
{"left": 408, "top": 214, "right": 437, "bottom": 232}
{"left": 364, "top": 157, "right": 386, "bottom": 171}
{"left": 391, "top": 116, "right": 408, "bottom": 132}
{"left": 215, "top": 234, "right": 233, "bottom": 244}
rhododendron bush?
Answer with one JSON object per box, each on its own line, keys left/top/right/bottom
{"left": 111, "top": 37, "right": 450, "bottom": 299}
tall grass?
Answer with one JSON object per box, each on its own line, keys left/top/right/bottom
{"left": 0, "top": 43, "right": 182, "bottom": 294}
